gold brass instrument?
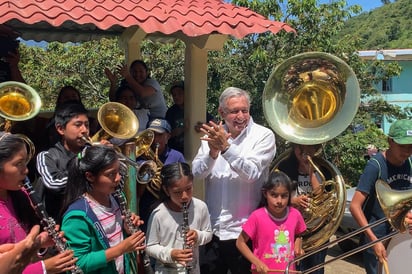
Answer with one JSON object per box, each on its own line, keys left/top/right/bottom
{"left": 285, "top": 180, "right": 412, "bottom": 274}
{"left": 85, "top": 102, "right": 157, "bottom": 184}
{"left": 264, "top": 52, "right": 361, "bottom": 251}
{"left": 130, "top": 129, "right": 159, "bottom": 185}
{"left": 272, "top": 148, "right": 346, "bottom": 251}
{"left": 262, "top": 52, "right": 360, "bottom": 145}
{"left": 0, "top": 81, "right": 40, "bottom": 158}
{"left": 90, "top": 101, "right": 139, "bottom": 142}
{"left": 0, "top": 81, "right": 42, "bottom": 131}
{"left": 134, "top": 129, "right": 164, "bottom": 199}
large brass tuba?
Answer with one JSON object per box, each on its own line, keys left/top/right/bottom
{"left": 263, "top": 52, "right": 360, "bottom": 250}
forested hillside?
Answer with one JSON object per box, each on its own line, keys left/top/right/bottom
{"left": 338, "top": 0, "right": 412, "bottom": 49}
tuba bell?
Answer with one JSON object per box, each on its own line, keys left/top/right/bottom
{"left": 263, "top": 52, "right": 360, "bottom": 250}
{"left": 262, "top": 52, "right": 360, "bottom": 145}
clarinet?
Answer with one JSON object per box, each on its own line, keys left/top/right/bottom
{"left": 182, "top": 202, "right": 193, "bottom": 274}
{"left": 22, "top": 177, "right": 83, "bottom": 274}
{"left": 113, "top": 186, "right": 141, "bottom": 234}
{"left": 113, "top": 184, "right": 151, "bottom": 274}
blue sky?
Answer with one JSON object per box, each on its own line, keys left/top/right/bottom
{"left": 326, "top": 0, "right": 384, "bottom": 11}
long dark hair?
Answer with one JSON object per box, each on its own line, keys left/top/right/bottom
{"left": 56, "top": 85, "right": 82, "bottom": 107}
{"left": 159, "top": 162, "right": 193, "bottom": 201}
{"left": 60, "top": 145, "right": 118, "bottom": 215}
{"left": 0, "top": 132, "right": 38, "bottom": 228}
{"left": 259, "top": 170, "right": 293, "bottom": 208}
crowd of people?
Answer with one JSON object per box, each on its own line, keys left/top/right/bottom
{"left": 2, "top": 30, "right": 412, "bottom": 274}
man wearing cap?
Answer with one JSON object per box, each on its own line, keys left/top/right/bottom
{"left": 138, "top": 118, "right": 185, "bottom": 232}
{"left": 350, "top": 119, "right": 412, "bottom": 274}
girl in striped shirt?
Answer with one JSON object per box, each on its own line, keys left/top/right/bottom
{"left": 61, "top": 145, "right": 145, "bottom": 274}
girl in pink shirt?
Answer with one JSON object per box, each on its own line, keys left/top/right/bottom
{"left": 0, "top": 132, "right": 76, "bottom": 274}
{"left": 236, "top": 171, "right": 306, "bottom": 274}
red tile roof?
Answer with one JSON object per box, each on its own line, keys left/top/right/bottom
{"left": 0, "top": 0, "right": 294, "bottom": 42}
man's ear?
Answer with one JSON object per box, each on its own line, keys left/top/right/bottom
{"left": 56, "top": 124, "right": 65, "bottom": 136}
{"left": 218, "top": 107, "right": 224, "bottom": 118}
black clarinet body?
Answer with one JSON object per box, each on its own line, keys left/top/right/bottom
{"left": 113, "top": 184, "right": 154, "bottom": 274}
{"left": 182, "top": 202, "right": 193, "bottom": 274}
{"left": 113, "top": 186, "right": 141, "bottom": 234}
{"left": 22, "top": 177, "right": 83, "bottom": 274}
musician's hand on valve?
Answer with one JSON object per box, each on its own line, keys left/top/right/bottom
{"left": 292, "top": 195, "right": 310, "bottom": 209}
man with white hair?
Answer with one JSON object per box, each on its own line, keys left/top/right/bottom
{"left": 192, "top": 87, "right": 276, "bottom": 274}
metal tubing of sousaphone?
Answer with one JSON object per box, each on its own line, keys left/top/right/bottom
{"left": 122, "top": 141, "right": 138, "bottom": 213}
{"left": 285, "top": 180, "right": 412, "bottom": 274}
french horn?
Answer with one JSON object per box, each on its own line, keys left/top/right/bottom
{"left": 263, "top": 52, "right": 360, "bottom": 251}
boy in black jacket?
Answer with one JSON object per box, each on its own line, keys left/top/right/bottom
{"left": 35, "top": 102, "right": 89, "bottom": 222}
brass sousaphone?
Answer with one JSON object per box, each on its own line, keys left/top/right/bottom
{"left": 263, "top": 52, "right": 360, "bottom": 250}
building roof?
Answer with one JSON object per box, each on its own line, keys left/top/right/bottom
{"left": 358, "top": 49, "right": 412, "bottom": 61}
{"left": 0, "top": 0, "right": 295, "bottom": 42}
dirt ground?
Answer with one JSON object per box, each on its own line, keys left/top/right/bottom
{"left": 324, "top": 243, "right": 366, "bottom": 274}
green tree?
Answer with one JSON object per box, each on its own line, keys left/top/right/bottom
{"left": 19, "top": 38, "right": 124, "bottom": 110}
{"left": 226, "top": 0, "right": 407, "bottom": 185}
{"left": 15, "top": 0, "right": 410, "bottom": 185}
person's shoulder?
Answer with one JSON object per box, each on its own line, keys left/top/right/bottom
{"left": 63, "top": 198, "right": 88, "bottom": 219}
{"left": 289, "top": 206, "right": 301, "bottom": 215}
{"left": 168, "top": 148, "right": 185, "bottom": 160}
{"left": 150, "top": 202, "right": 167, "bottom": 217}
{"left": 37, "top": 143, "right": 62, "bottom": 158}
{"left": 250, "top": 207, "right": 266, "bottom": 218}
{"left": 249, "top": 120, "right": 274, "bottom": 135}
{"left": 144, "top": 78, "right": 161, "bottom": 89}
{"left": 192, "top": 197, "right": 207, "bottom": 208}
{"left": 288, "top": 206, "right": 304, "bottom": 219}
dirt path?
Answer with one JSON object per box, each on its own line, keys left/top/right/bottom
{"left": 324, "top": 243, "right": 365, "bottom": 274}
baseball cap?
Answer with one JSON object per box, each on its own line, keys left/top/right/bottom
{"left": 148, "top": 119, "right": 171, "bottom": 133}
{"left": 387, "top": 119, "right": 412, "bottom": 144}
